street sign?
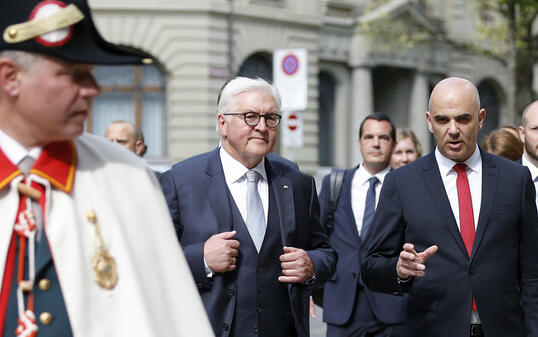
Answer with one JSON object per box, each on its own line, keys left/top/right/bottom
{"left": 281, "top": 111, "right": 303, "bottom": 148}
{"left": 273, "top": 49, "right": 308, "bottom": 111}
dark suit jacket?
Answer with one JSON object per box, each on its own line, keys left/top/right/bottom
{"left": 160, "top": 149, "right": 336, "bottom": 337}
{"left": 318, "top": 168, "right": 406, "bottom": 326}
{"left": 362, "top": 150, "right": 538, "bottom": 337}
{"left": 266, "top": 152, "right": 299, "bottom": 170}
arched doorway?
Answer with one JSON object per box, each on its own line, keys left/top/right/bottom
{"left": 237, "top": 52, "right": 273, "bottom": 81}
{"left": 477, "top": 80, "right": 502, "bottom": 142}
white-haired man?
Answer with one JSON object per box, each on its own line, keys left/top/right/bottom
{"left": 160, "top": 76, "right": 336, "bottom": 337}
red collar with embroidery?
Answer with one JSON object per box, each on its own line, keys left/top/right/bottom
{"left": 0, "top": 141, "right": 76, "bottom": 193}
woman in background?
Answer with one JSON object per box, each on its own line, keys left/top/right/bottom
{"left": 391, "top": 128, "right": 422, "bottom": 169}
{"left": 482, "top": 128, "right": 523, "bottom": 161}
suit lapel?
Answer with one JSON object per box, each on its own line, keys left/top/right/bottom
{"left": 341, "top": 168, "right": 360, "bottom": 243}
{"left": 471, "top": 151, "right": 497, "bottom": 261}
{"left": 266, "top": 160, "right": 295, "bottom": 246}
{"left": 422, "top": 153, "right": 468, "bottom": 259}
{"left": 203, "top": 150, "right": 233, "bottom": 233}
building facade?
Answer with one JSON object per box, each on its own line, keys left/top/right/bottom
{"left": 88, "top": 0, "right": 519, "bottom": 176}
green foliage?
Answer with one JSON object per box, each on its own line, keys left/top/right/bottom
{"left": 360, "top": 19, "right": 431, "bottom": 51}
{"left": 358, "top": 0, "right": 434, "bottom": 52}
{"left": 476, "top": 0, "right": 538, "bottom": 58}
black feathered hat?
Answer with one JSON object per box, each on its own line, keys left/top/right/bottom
{"left": 0, "top": 0, "right": 152, "bottom": 65}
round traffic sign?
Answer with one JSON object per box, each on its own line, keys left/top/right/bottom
{"left": 281, "top": 54, "right": 299, "bottom": 75}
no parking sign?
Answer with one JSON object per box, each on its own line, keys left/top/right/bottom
{"left": 273, "top": 49, "right": 307, "bottom": 111}
{"left": 274, "top": 49, "right": 307, "bottom": 148}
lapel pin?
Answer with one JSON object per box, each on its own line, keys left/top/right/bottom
{"left": 283, "top": 185, "right": 289, "bottom": 189}
{"left": 86, "top": 210, "right": 118, "bottom": 290}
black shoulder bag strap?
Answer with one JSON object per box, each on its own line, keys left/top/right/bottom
{"left": 325, "top": 168, "right": 345, "bottom": 236}
{"left": 312, "top": 168, "right": 345, "bottom": 308}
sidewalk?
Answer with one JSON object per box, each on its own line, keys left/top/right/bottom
{"left": 309, "top": 305, "right": 326, "bottom": 337}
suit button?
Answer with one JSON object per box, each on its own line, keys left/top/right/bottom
{"left": 253, "top": 326, "right": 259, "bottom": 334}
{"left": 468, "top": 267, "right": 475, "bottom": 275}
{"left": 38, "top": 279, "right": 51, "bottom": 291}
{"left": 256, "top": 266, "right": 262, "bottom": 273}
{"left": 39, "top": 312, "right": 53, "bottom": 325}
{"left": 352, "top": 272, "right": 357, "bottom": 279}
{"left": 222, "top": 323, "right": 229, "bottom": 331}
{"left": 257, "top": 287, "right": 263, "bottom": 294}
{"left": 227, "top": 288, "right": 235, "bottom": 296}
{"left": 257, "top": 305, "right": 262, "bottom": 313}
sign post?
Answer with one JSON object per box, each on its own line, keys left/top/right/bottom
{"left": 274, "top": 49, "right": 307, "bottom": 148}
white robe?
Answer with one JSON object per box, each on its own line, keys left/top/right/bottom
{"left": 0, "top": 133, "right": 214, "bottom": 337}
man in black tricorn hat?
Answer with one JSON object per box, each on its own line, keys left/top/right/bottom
{"left": 0, "top": 1, "right": 213, "bottom": 336}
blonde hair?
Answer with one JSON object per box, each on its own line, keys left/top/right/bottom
{"left": 396, "top": 128, "right": 422, "bottom": 157}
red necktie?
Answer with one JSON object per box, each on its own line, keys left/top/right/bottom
{"left": 453, "top": 163, "right": 477, "bottom": 311}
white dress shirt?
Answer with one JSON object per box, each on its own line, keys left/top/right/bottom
{"left": 204, "top": 147, "right": 269, "bottom": 276}
{"left": 435, "top": 145, "right": 482, "bottom": 231}
{"left": 435, "top": 145, "right": 482, "bottom": 324}
{"left": 0, "top": 128, "right": 41, "bottom": 166}
{"left": 351, "top": 163, "right": 391, "bottom": 236}
{"left": 220, "top": 147, "right": 269, "bottom": 224}
{"left": 521, "top": 154, "right": 538, "bottom": 210}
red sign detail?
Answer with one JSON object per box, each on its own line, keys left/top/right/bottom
{"left": 30, "top": 1, "right": 73, "bottom": 47}
{"left": 287, "top": 114, "right": 298, "bottom": 131}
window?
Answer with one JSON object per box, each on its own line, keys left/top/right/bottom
{"left": 237, "top": 52, "right": 272, "bottom": 81}
{"left": 477, "top": 80, "right": 501, "bottom": 143}
{"left": 89, "top": 64, "right": 166, "bottom": 158}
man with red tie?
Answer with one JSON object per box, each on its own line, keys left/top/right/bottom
{"left": 0, "top": 0, "right": 213, "bottom": 336}
{"left": 362, "top": 77, "right": 538, "bottom": 337}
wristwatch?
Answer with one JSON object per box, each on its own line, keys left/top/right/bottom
{"left": 304, "top": 274, "right": 316, "bottom": 286}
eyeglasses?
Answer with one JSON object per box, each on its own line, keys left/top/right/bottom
{"left": 223, "top": 111, "right": 282, "bottom": 128}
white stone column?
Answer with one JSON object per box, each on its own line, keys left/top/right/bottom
{"left": 350, "top": 66, "right": 373, "bottom": 166}
{"left": 408, "top": 71, "right": 431, "bottom": 153}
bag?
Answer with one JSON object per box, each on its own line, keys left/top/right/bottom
{"left": 311, "top": 168, "right": 345, "bottom": 307}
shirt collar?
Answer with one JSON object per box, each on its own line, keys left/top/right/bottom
{"left": 0, "top": 129, "right": 76, "bottom": 194}
{"left": 435, "top": 144, "right": 482, "bottom": 177}
{"left": 220, "top": 147, "right": 267, "bottom": 184}
{"left": 522, "top": 154, "right": 538, "bottom": 181}
{"left": 356, "top": 163, "right": 391, "bottom": 185}
{"left": 0, "top": 128, "right": 41, "bottom": 166}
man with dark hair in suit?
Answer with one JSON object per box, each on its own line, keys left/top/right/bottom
{"left": 315, "top": 112, "right": 406, "bottom": 337}
{"left": 363, "top": 77, "right": 538, "bottom": 337}
{"left": 160, "top": 76, "right": 336, "bottom": 337}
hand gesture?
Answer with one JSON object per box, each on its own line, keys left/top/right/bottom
{"left": 278, "top": 246, "right": 314, "bottom": 283}
{"left": 204, "top": 231, "right": 240, "bottom": 273}
{"left": 396, "top": 243, "right": 438, "bottom": 279}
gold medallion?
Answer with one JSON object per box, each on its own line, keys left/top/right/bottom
{"left": 86, "top": 209, "right": 118, "bottom": 289}
{"left": 92, "top": 250, "right": 118, "bottom": 289}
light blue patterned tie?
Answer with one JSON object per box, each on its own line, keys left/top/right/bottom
{"left": 18, "top": 156, "right": 34, "bottom": 176}
{"left": 361, "top": 176, "right": 379, "bottom": 238}
{"left": 246, "top": 170, "right": 266, "bottom": 252}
